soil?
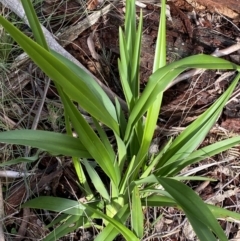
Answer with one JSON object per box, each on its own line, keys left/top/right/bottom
{"left": 1, "top": 0, "right": 240, "bottom": 240}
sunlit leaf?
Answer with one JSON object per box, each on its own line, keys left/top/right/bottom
{"left": 0, "top": 130, "right": 90, "bottom": 157}
{"left": 131, "top": 186, "right": 143, "bottom": 238}
{"left": 157, "top": 177, "right": 228, "bottom": 241}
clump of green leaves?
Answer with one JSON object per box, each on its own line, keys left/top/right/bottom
{"left": 0, "top": 0, "right": 240, "bottom": 240}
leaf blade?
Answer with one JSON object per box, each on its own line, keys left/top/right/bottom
{"left": 0, "top": 130, "right": 90, "bottom": 157}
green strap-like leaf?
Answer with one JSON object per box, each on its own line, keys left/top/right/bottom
{"left": 141, "top": 194, "right": 177, "bottom": 207}
{"left": 125, "top": 55, "right": 239, "bottom": 141}
{"left": 43, "top": 215, "right": 89, "bottom": 241}
{"left": 156, "top": 72, "right": 240, "bottom": 174}
{"left": 0, "top": 16, "right": 119, "bottom": 133}
{"left": 23, "top": 197, "right": 86, "bottom": 215}
{"left": 208, "top": 204, "right": 240, "bottom": 221}
{"left": 83, "top": 159, "right": 110, "bottom": 202}
{"left": 0, "top": 130, "right": 90, "bottom": 157}
{"left": 158, "top": 135, "right": 240, "bottom": 177}
{"left": 0, "top": 150, "right": 41, "bottom": 166}
{"left": 95, "top": 204, "right": 130, "bottom": 241}
{"left": 21, "top": 0, "right": 49, "bottom": 49}
{"left": 157, "top": 177, "right": 228, "bottom": 241}
{"left": 131, "top": 186, "right": 143, "bottom": 238}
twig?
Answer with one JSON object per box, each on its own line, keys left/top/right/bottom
{"left": 14, "top": 208, "right": 30, "bottom": 241}
{"left": 87, "top": 32, "right": 101, "bottom": 60}
{"left": 31, "top": 77, "right": 51, "bottom": 131}
{"left": 0, "top": 170, "right": 32, "bottom": 178}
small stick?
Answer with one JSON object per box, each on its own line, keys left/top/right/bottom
{"left": 87, "top": 32, "right": 101, "bottom": 60}
{"left": 14, "top": 208, "right": 30, "bottom": 241}
{"left": 0, "top": 171, "right": 32, "bottom": 178}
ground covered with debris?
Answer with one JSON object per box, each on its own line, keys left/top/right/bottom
{"left": 0, "top": 0, "right": 240, "bottom": 240}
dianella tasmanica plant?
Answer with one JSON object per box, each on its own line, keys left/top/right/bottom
{"left": 0, "top": 0, "right": 240, "bottom": 240}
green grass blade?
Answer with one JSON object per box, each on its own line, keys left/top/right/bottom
{"left": 208, "top": 204, "right": 240, "bottom": 221}
{"left": 51, "top": 50, "right": 118, "bottom": 125}
{"left": 43, "top": 215, "right": 88, "bottom": 241}
{"left": 119, "top": 155, "right": 136, "bottom": 194}
{"left": 0, "top": 16, "right": 119, "bottom": 133}
{"left": 124, "top": 55, "right": 239, "bottom": 141}
{"left": 57, "top": 89, "right": 94, "bottom": 198}
{"left": 0, "top": 130, "right": 90, "bottom": 157}
{"left": 92, "top": 118, "right": 115, "bottom": 160}
{"left": 156, "top": 72, "right": 240, "bottom": 174}
{"left": 172, "top": 176, "right": 215, "bottom": 181}
{"left": 124, "top": 1, "right": 166, "bottom": 182}
{"left": 115, "top": 97, "right": 127, "bottom": 139}
{"left": 115, "top": 134, "right": 127, "bottom": 173}
{"left": 137, "top": 0, "right": 166, "bottom": 161}
{"left": 141, "top": 194, "right": 177, "bottom": 207}
{"left": 153, "top": 0, "right": 166, "bottom": 71}
{"left": 187, "top": 215, "right": 218, "bottom": 241}
{"left": 85, "top": 208, "right": 139, "bottom": 241}
{"left": 125, "top": 0, "right": 136, "bottom": 60}
{"left": 130, "top": 10, "right": 143, "bottom": 99}
{"left": 95, "top": 204, "right": 130, "bottom": 241}
{"left": 160, "top": 135, "right": 240, "bottom": 177}
{"left": 21, "top": 0, "right": 48, "bottom": 49}
{"left": 157, "top": 177, "right": 228, "bottom": 241}
{"left": 46, "top": 213, "right": 70, "bottom": 228}
{"left": 83, "top": 159, "right": 110, "bottom": 202}
{"left": 72, "top": 156, "right": 93, "bottom": 199}
{"left": 0, "top": 150, "right": 41, "bottom": 166}
{"left": 63, "top": 96, "right": 120, "bottom": 186}
{"left": 23, "top": 197, "right": 86, "bottom": 215}
{"left": 118, "top": 29, "right": 132, "bottom": 108}
{"left": 131, "top": 186, "right": 144, "bottom": 238}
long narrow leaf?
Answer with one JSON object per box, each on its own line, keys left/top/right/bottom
{"left": 156, "top": 73, "right": 240, "bottom": 174}
{"left": 23, "top": 197, "right": 86, "bottom": 216}
{"left": 130, "top": 10, "right": 143, "bottom": 99}
{"left": 124, "top": 56, "right": 239, "bottom": 141}
{"left": 21, "top": 0, "right": 48, "bottom": 49}
{"left": 118, "top": 29, "right": 132, "bottom": 108}
{"left": 56, "top": 85, "right": 93, "bottom": 198}
{"left": 208, "top": 204, "right": 240, "bottom": 221}
{"left": 95, "top": 205, "right": 130, "bottom": 241}
{"left": 82, "top": 202, "right": 140, "bottom": 241}
{"left": 187, "top": 215, "right": 218, "bottom": 241}
{"left": 141, "top": 194, "right": 177, "bottom": 207}
{"left": 43, "top": 215, "right": 88, "bottom": 241}
{"left": 0, "top": 16, "right": 119, "bottom": 133}
{"left": 0, "top": 130, "right": 90, "bottom": 157}
{"left": 159, "top": 135, "right": 240, "bottom": 177}
{"left": 157, "top": 177, "right": 228, "bottom": 241}
{"left": 63, "top": 95, "right": 120, "bottom": 186}
{"left": 51, "top": 50, "right": 118, "bottom": 124}
{"left": 131, "top": 186, "right": 143, "bottom": 238}
{"left": 83, "top": 159, "right": 110, "bottom": 202}
{"left": 136, "top": 0, "right": 167, "bottom": 162}
{"left": 0, "top": 150, "right": 41, "bottom": 166}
